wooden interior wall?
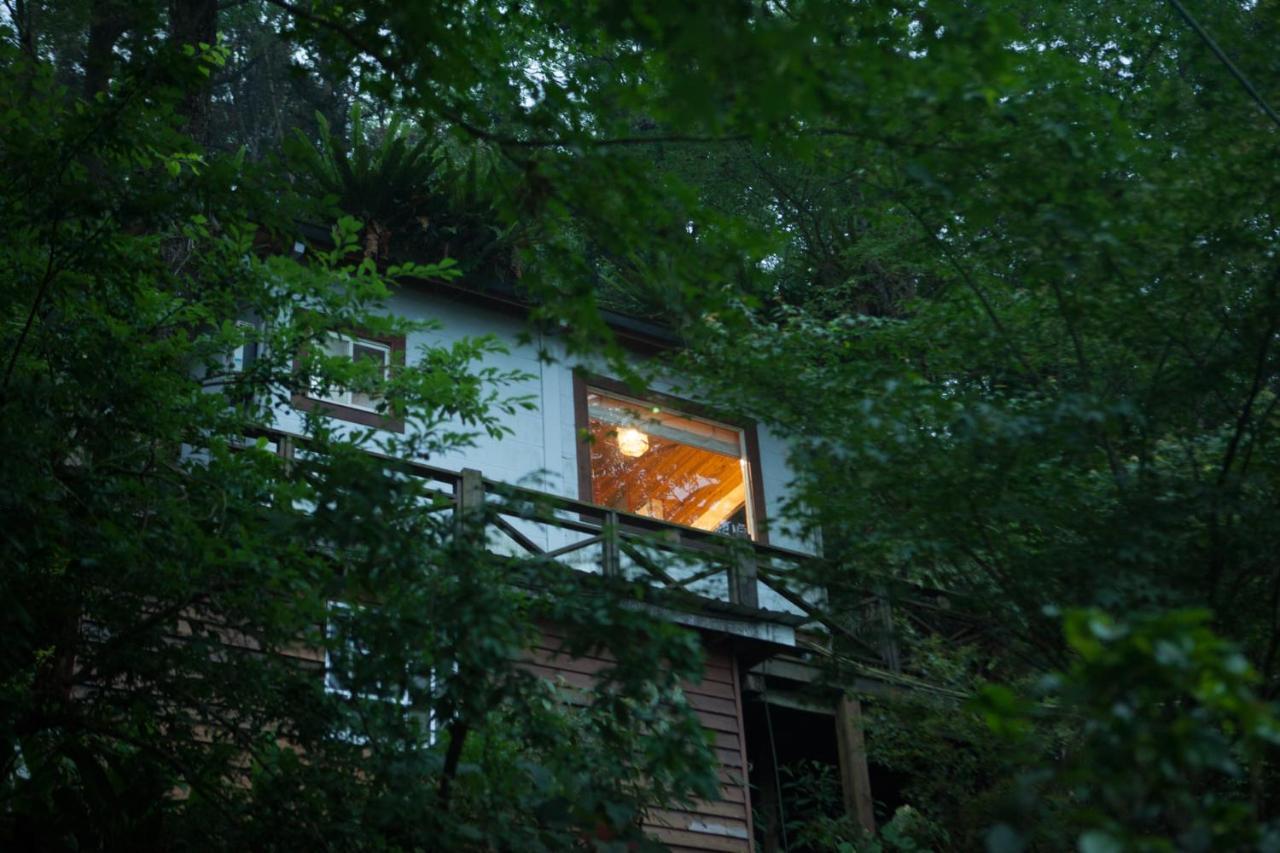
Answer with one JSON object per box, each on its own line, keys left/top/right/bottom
{"left": 588, "top": 421, "right": 747, "bottom": 531}
{"left": 525, "top": 625, "right": 754, "bottom": 852}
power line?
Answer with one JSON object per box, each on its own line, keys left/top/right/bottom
{"left": 761, "top": 681, "right": 791, "bottom": 853}
{"left": 1165, "top": 0, "right": 1280, "bottom": 130}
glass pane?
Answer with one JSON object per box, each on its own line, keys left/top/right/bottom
{"left": 349, "top": 341, "right": 388, "bottom": 410}
{"left": 352, "top": 342, "right": 388, "bottom": 366}
{"left": 587, "top": 391, "right": 750, "bottom": 535}
{"left": 323, "top": 334, "right": 352, "bottom": 359}
{"left": 311, "top": 335, "right": 352, "bottom": 404}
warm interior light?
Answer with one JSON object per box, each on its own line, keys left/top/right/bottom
{"left": 588, "top": 390, "right": 752, "bottom": 536}
{"left": 616, "top": 427, "right": 650, "bottom": 457}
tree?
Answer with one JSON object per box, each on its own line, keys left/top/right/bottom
{"left": 7, "top": 0, "right": 1280, "bottom": 848}
{"left": 665, "top": 0, "right": 1280, "bottom": 843}
{"left": 0, "top": 18, "right": 718, "bottom": 850}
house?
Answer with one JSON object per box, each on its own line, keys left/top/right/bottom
{"left": 264, "top": 270, "right": 882, "bottom": 852}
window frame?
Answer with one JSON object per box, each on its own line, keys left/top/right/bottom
{"left": 323, "top": 601, "right": 440, "bottom": 744}
{"left": 323, "top": 601, "right": 412, "bottom": 705}
{"left": 572, "top": 372, "right": 769, "bottom": 544}
{"left": 229, "top": 319, "right": 259, "bottom": 374}
{"left": 292, "top": 328, "right": 407, "bottom": 433}
{"left": 312, "top": 334, "right": 393, "bottom": 413}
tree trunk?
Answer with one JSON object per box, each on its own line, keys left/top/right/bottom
{"left": 84, "top": 0, "right": 132, "bottom": 99}
{"left": 14, "top": 0, "right": 35, "bottom": 60}
{"left": 168, "top": 0, "right": 219, "bottom": 144}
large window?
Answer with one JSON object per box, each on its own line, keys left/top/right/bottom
{"left": 578, "top": 382, "right": 763, "bottom": 540}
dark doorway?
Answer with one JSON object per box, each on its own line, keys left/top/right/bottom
{"left": 743, "top": 700, "right": 842, "bottom": 853}
{"left": 744, "top": 696, "right": 909, "bottom": 851}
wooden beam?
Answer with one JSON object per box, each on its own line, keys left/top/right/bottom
{"left": 834, "top": 695, "right": 876, "bottom": 836}
{"left": 875, "top": 593, "right": 902, "bottom": 674}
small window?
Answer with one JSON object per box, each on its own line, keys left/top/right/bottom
{"left": 312, "top": 333, "right": 392, "bottom": 412}
{"left": 229, "top": 321, "right": 258, "bottom": 373}
{"left": 293, "top": 330, "right": 406, "bottom": 432}
{"left": 324, "top": 602, "right": 439, "bottom": 742}
{"left": 579, "top": 384, "right": 763, "bottom": 540}
{"left": 324, "top": 602, "right": 409, "bottom": 703}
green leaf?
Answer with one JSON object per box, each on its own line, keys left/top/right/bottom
{"left": 1077, "top": 831, "right": 1123, "bottom": 853}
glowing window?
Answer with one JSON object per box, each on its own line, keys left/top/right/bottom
{"left": 585, "top": 389, "right": 757, "bottom": 539}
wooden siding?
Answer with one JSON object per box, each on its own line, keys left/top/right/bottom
{"left": 527, "top": 626, "right": 754, "bottom": 853}
{"left": 112, "top": 608, "right": 757, "bottom": 850}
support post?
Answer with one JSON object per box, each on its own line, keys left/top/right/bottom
{"left": 743, "top": 677, "right": 782, "bottom": 853}
{"left": 276, "top": 434, "right": 295, "bottom": 474}
{"left": 602, "top": 510, "right": 621, "bottom": 578}
{"left": 731, "top": 546, "right": 759, "bottom": 609}
{"left": 457, "top": 468, "right": 484, "bottom": 539}
{"left": 835, "top": 694, "right": 876, "bottom": 836}
{"left": 876, "top": 592, "right": 902, "bottom": 674}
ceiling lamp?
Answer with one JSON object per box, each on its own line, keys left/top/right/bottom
{"left": 617, "top": 427, "right": 650, "bottom": 458}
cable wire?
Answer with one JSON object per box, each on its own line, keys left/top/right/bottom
{"left": 761, "top": 681, "right": 791, "bottom": 853}
{"left": 1165, "top": 0, "right": 1280, "bottom": 130}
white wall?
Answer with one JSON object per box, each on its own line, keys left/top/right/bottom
{"left": 272, "top": 285, "right": 817, "bottom": 560}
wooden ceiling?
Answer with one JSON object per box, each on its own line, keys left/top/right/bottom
{"left": 589, "top": 422, "right": 745, "bottom": 529}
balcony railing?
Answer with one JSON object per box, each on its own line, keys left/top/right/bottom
{"left": 246, "top": 428, "right": 990, "bottom": 678}
{"left": 248, "top": 428, "right": 817, "bottom": 616}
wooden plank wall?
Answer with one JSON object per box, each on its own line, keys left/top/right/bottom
{"left": 113, "top": 611, "right": 756, "bottom": 850}
{"left": 526, "top": 626, "right": 754, "bottom": 853}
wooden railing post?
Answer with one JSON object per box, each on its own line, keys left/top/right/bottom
{"left": 271, "top": 434, "right": 298, "bottom": 484}
{"left": 457, "top": 468, "right": 484, "bottom": 540}
{"left": 730, "top": 545, "right": 759, "bottom": 609}
{"left": 602, "top": 510, "right": 621, "bottom": 578}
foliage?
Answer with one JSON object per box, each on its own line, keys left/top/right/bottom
{"left": 977, "top": 610, "right": 1280, "bottom": 852}
{"left": 7, "top": 0, "right": 1280, "bottom": 848}
{"left": 289, "top": 105, "right": 443, "bottom": 250}
{"left": 0, "top": 23, "right": 717, "bottom": 850}
{"left": 285, "top": 104, "right": 512, "bottom": 270}
{"left": 774, "top": 758, "right": 949, "bottom": 853}
{"left": 660, "top": 0, "right": 1280, "bottom": 840}
{"left": 859, "top": 650, "right": 1031, "bottom": 848}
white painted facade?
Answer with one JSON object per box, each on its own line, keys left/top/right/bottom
{"left": 271, "top": 284, "right": 816, "bottom": 564}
